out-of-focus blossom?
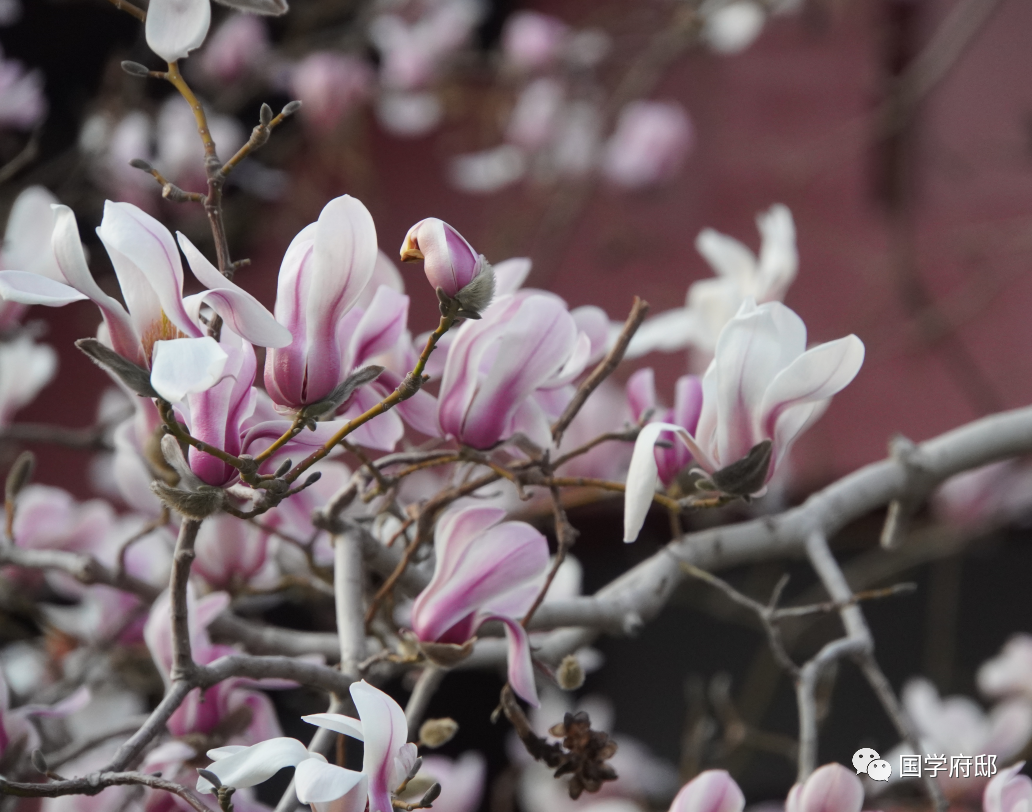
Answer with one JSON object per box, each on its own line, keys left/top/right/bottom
{"left": 980, "top": 636, "right": 1032, "bottom": 702}
{"left": 0, "top": 46, "right": 46, "bottom": 130}
{"left": 402, "top": 753, "right": 486, "bottom": 812}
{"left": 0, "top": 667, "right": 90, "bottom": 767}
{"left": 264, "top": 194, "right": 377, "bottom": 409}
{"left": 437, "top": 291, "right": 606, "bottom": 448}
{"left": 785, "top": 763, "right": 863, "bottom": 812}
{"left": 701, "top": 1, "right": 767, "bottom": 55}
{"left": 0, "top": 0, "right": 21, "bottom": 26}
{"left": 553, "top": 378, "right": 632, "bottom": 481}
{"left": 506, "top": 78, "right": 565, "bottom": 152}
{"left": 669, "top": 770, "right": 745, "bottom": 812}
{"left": 502, "top": 11, "right": 569, "bottom": 72}
{"left": 449, "top": 146, "right": 528, "bottom": 195}
{"left": 885, "top": 678, "right": 1032, "bottom": 797}
{"left": 602, "top": 101, "right": 693, "bottom": 190}
{"left": 984, "top": 762, "right": 1032, "bottom": 812}
{"left": 626, "top": 368, "right": 702, "bottom": 488}
{"left": 0, "top": 201, "right": 289, "bottom": 402}
{"left": 624, "top": 299, "right": 863, "bottom": 540}
{"left": 0, "top": 335, "right": 56, "bottom": 425}
{"left": 410, "top": 505, "right": 549, "bottom": 706}
{"left": 0, "top": 185, "right": 61, "bottom": 328}
{"left": 156, "top": 95, "right": 245, "bottom": 190}
{"left": 376, "top": 90, "right": 443, "bottom": 137}
{"left": 199, "top": 681, "right": 416, "bottom": 812}
{"left": 932, "top": 461, "right": 1032, "bottom": 531}
{"left": 196, "top": 14, "right": 270, "bottom": 85}
{"left": 193, "top": 512, "right": 274, "bottom": 590}
{"left": 622, "top": 204, "right": 798, "bottom": 361}
{"left": 549, "top": 99, "right": 602, "bottom": 178}
{"left": 290, "top": 52, "right": 373, "bottom": 134}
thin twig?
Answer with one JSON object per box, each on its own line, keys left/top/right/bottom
{"left": 104, "top": 0, "right": 146, "bottom": 20}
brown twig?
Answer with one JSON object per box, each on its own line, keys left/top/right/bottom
{"left": 104, "top": 0, "right": 146, "bottom": 20}
{"left": 552, "top": 298, "right": 649, "bottom": 447}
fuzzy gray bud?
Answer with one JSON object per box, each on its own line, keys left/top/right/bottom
{"left": 274, "top": 458, "right": 293, "bottom": 477}
{"left": 121, "top": 61, "right": 151, "bottom": 77}
{"left": 75, "top": 338, "right": 159, "bottom": 398}
{"left": 454, "top": 260, "right": 495, "bottom": 319}
{"left": 557, "top": 654, "right": 585, "bottom": 690}
{"left": 196, "top": 768, "right": 222, "bottom": 790}
{"left": 129, "top": 158, "right": 154, "bottom": 173}
{"left": 151, "top": 481, "right": 225, "bottom": 520}
{"left": 420, "top": 782, "right": 442, "bottom": 806}
{"left": 709, "top": 439, "right": 772, "bottom": 497}
{"left": 301, "top": 365, "right": 384, "bottom": 420}
{"left": 405, "top": 756, "right": 423, "bottom": 783}
{"left": 281, "top": 100, "right": 302, "bottom": 116}
{"left": 259, "top": 103, "right": 273, "bottom": 127}
{"left": 418, "top": 717, "right": 458, "bottom": 749}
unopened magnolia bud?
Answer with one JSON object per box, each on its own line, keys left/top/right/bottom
{"left": 282, "top": 100, "right": 302, "bottom": 116}
{"left": 274, "top": 458, "right": 293, "bottom": 477}
{"left": 420, "top": 783, "right": 442, "bottom": 806}
{"left": 196, "top": 768, "right": 222, "bottom": 790}
{"left": 6, "top": 451, "right": 35, "bottom": 502}
{"left": 30, "top": 749, "right": 48, "bottom": 775}
{"left": 710, "top": 439, "right": 772, "bottom": 497}
{"left": 129, "top": 157, "right": 154, "bottom": 172}
{"left": 418, "top": 717, "right": 458, "bottom": 749}
{"left": 151, "top": 481, "right": 225, "bottom": 520}
{"left": 260, "top": 102, "right": 273, "bottom": 127}
{"left": 557, "top": 654, "right": 585, "bottom": 690}
{"left": 121, "top": 61, "right": 152, "bottom": 77}
{"left": 400, "top": 219, "right": 486, "bottom": 301}
{"left": 405, "top": 756, "right": 423, "bottom": 783}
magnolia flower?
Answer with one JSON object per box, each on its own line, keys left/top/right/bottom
{"left": 0, "top": 335, "right": 56, "bottom": 426}
{"left": 885, "top": 678, "right": 1032, "bottom": 796}
{"left": 376, "top": 90, "right": 443, "bottom": 138}
{"left": 624, "top": 299, "right": 863, "bottom": 541}
{"left": 622, "top": 204, "right": 798, "bottom": 361}
{"left": 669, "top": 770, "right": 745, "bottom": 812}
{"left": 0, "top": 185, "right": 61, "bottom": 328}
{"left": 626, "top": 369, "right": 702, "bottom": 488}
{"left": 0, "top": 201, "right": 289, "bottom": 402}
{"left": 436, "top": 291, "right": 607, "bottom": 449}
{"left": 601, "top": 101, "right": 693, "bottom": 190}
{"left": 505, "top": 78, "right": 565, "bottom": 152}
{"left": 410, "top": 505, "right": 549, "bottom": 706}
{"left": 198, "top": 681, "right": 416, "bottom": 812}
{"left": 0, "top": 45, "right": 46, "bottom": 130}
{"left": 501, "top": 11, "right": 569, "bottom": 72}
{"left": 264, "top": 195, "right": 378, "bottom": 410}
{"left": 145, "top": 0, "right": 287, "bottom": 65}
{"left": 785, "top": 763, "right": 863, "bottom": 812}
{"left": 400, "top": 218, "right": 493, "bottom": 306}
{"left": 701, "top": 1, "right": 767, "bottom": 55}
{"left": 979, "top": 635, "right": 1032, "bottom": 701}
{"left": 984, "top": 762, "right": 1032, "bottom": 812}
{"left": 196, "top": 14, "right": 270, "bottom": 85}
{"left": 193, "top": 513, "right": 273, "bottom": 590}
{"left": 290, "top": 52, "right": 373, "bottom": 134}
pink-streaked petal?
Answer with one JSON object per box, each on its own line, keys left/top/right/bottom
{"left": 146, "top": 0, "right": 211, "bottom": 62}
{"left": 378, "top": 369, "right": 440, "bottom": 438}
{"left": 197, "top": 737, "right": 312, "bottom": 793}
{"left": 626, "top": 367, "right": 657, "bottom": 423}
{"left": 302, "top": 713, "right": 364, "bottom": 741}
{"left": 178, "top": 233, "right": 292, "bottom": 349}
{"left": 488, "top": 614, "right": 538, "bottom": 707}
{"left": 295, "top": 760, "right": 367, "bottom": 807}
{"left": 571, "top": 305, "right": 609, "bottom": 361}
{"left": 984, "top": 762, "right": 1032, "bottom": 812}
{"left": 346, "top": 286, "right": 409, "bottom": 367}
{"left": 669, "top": 769, "right": 746, "bottom": 812}
{"left": 0, "top": 271, "right": 87, "bottom": 305}
{"left": 150, "top": 337, "right": 228, "bottom": 403}
{"left": 340, "top": 385, "right": 404, "bottom": 451}
{"left": 350, "top": 681, "right": 409, "bottom": 812}
{"left": 794, "top": 763, "right": 863, "bottom": 812}
{"left": 97, "top": 201, "right": 198, "bottom": 339}
{"left": 425, "top": 506, "right": 508, "bottom": 587}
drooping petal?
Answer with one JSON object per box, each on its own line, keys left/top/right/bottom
{"left": 196, "top": 737, "right": 312, "bottom": 793}
{"left": 2, "top": 186, "right": 62, "bottom": 280}
{"left": 295, "top": 759, "right": 368, "bottom": 807}
{"left": 489, "top": 614, "right": 539, "bottom": 707}
{"left": 150, "top": 337, "right": 229, "bottom": 403}
{"left": 146, "top": 0, "right": 212, "bottom": 63}
{"left": 178, "top": 233, "right": 292, "bottom": 349}
{"left": 669, "top": 769, "right": 746, "bottom": 812}
{"left": 344, "top": 286, "right": 410, "bottom": 368}
{"left": 302, "top": 712, "right": 364, "bottom": 741}
{"left": 0, "top": 271, "right": 86, "bottom": 305}
{"left": 695, "top": 228, "right": 756, "bottom": 287}
{"left": 619, "top": 306, "right": 699, "bottom": 359}
{"left": 350, "top": 681, "right": 410, "bottom": 812}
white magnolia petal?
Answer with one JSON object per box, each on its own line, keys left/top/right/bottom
{"left": 0, "top": 271, "right": 87, "bottom": 305}
{"left": 755, "top": 203, "right": 797, "bottom": 300}
{"left": 695, "top": 228, "right": 756, "bottom": 286}
{"left": 197, "top": 737, "right": 312, "bottom": 792}
{"left": 150, "top": 337, "right": 228, "bottom": 403}
{"left": 178, "top": 233, "right": 292, "bottom": 348}
{"left": 146, "top": 0, "right": 212, "bottom": 63}
{"left": 617, "top": 307, "right": 697, "bottom": 358}
{"left": 491, "top": 257, "right": 532, "bottom": 297}
{"left": 302, "top": 713, "right": 364, "bottom": 741}
{"left": 294, "top": 759, "right": 367, "bottom": 805}
{"left": 3, "top": 186, "right": 62, "bottom": 280}
{"left": 623, "top": 422, "right": 706, "bottom": 542}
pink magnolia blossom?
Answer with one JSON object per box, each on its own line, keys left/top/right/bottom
{"left": 505, "top": 78, "right": 565, "bottom": 152}
{"left": 624, "top": 299, "right": 864, "bottom": 541}
{"left": 501, "top": 11, "right": 569, "bottom": 72}
{"left": 193, "top": 512, "right": 273, "bottom": 590}
{"left": 264, "top": 195, "right": 378, "bottom": 409}
{"left": 602, "top": 100, "right": 693, "bottom": 190}
{"left": 669, "top": 770, "right": 745, "bottom": 812}
{"left": 626, "top": 368, "right": 702, "bottom": 487}
{"left": 984, "top": 762, "right": 1032, "bottom": 812}
{"left": 785, "top": 763, "right": 864, "bottom": 812}
{"left": 410, "top": 505, "right": 549, "bottom": 706}
{"left": 0, "top": 46, "right": 46, "bottom": 130}
{"left": 0, "top": 201, "right": 289, "bottom": 402}
{"left": 932, "top": 462, "right": 1032, "bottom": 531}
{"left": 0, "top": 667, "right": 90, "bottom": 766}
{"left": 436, "top": 291, "right": 607, "bottom": 449}
{"left": 196, "top": 14, "right": 270, "bottom": 85}
{"left": 400, "top": 218, "right": 486, "bottom": 298}
{"left": 290, "top": 52, "right": 373, "bottom": 134}
{"left": 198, "top": 681, "right": 416, "bottom": 812}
